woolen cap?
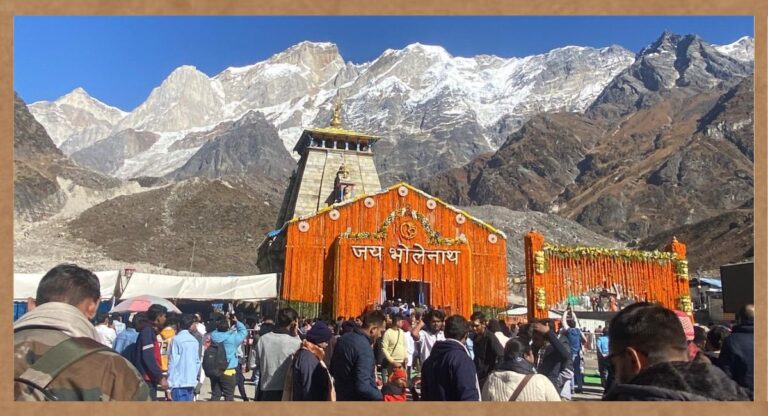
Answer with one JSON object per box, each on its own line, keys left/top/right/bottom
{"left": 307, "top": 321, "right": 333, "bottom": 344}
{"left": 674, "top": 310, "right": 695, "bottom": 341}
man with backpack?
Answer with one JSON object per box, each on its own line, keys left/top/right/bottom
{"left": 14, "top": 264, "right": 149, "bottom": 401}
{"left": 206, "top": 312, "right": 248, "bottom": 401}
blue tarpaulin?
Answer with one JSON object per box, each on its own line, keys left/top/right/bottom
{"left": 13, "top": 300, "right": 112, "bottom": 322}
{"left": 13, "top": 303, "right": 28, "bottom": 321}
{"left": 694, "top": 278, "right": 723, "bottom": 288}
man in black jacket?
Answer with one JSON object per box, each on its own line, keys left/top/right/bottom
{"left": 421, "top": 315, "right": 480, "bottom": 401}
{"left": 531, "top": 319, "right": 571, "bottom": 394}
{"left": 603, "top": 302, "right": 751, "bottom": 401}
{"left": 329, "top": 310, "right": 386, "bottom": 401}
{"left": 717, "top": 304, "right": 754, "bottom": 392}
{"left": 469, "top": 311, "right": 501, "bottom": 388}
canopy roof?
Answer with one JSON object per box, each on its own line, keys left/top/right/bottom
{"left": 120, "top": 272, "right": 277, "bottom": 301}
{"left": 14, "top": 270, "right": 120, "bottom": 301}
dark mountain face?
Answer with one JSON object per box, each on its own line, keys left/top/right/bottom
{"left": 587, "top": 32, "right": 753, "bottom": 120}
{"left": 168, "top": 111, "right": 295, "bottom": 182}
{"left": 14, "top": 92, "right": 63, "bottom": 161}
{"left": 70, "top": 129, "right": 159, "bottom": 175}
{"left": 696, "top": 77, "right": 754, "bottom": 159}
{"left": 67, "top": 175, "right": 284, "bottom": 274}
{"left": 638, "top": 206, "right": 753, "bottom": 272}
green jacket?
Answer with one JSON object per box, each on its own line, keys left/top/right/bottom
{"left": 15, "top": 327, "right": 151, "bottom": 401}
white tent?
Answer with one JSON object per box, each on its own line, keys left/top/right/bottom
{"left": 119, "top": 272, "right": 277, "bottom": 301}
{"left": 14, "top": 270, "right": 121, "bottom": 301}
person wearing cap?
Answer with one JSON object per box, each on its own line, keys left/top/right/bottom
{"left": 674, "top": 310, "right": 711, "bottom": 364}
{"left": 381, "top": 367, "right": 408, "bottom": 401}
{"left": 284, "top": 321, "right": 335, "bottom": 401}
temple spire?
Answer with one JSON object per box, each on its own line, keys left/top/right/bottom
{"left": 330, "top": 100, "right": 342, "bottom": 128}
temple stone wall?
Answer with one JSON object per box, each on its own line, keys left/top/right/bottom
{"left": 282, "top": 147, "right": 382, "bottom": 220}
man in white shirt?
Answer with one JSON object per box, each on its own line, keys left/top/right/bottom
{"left": 94, "top": 312, "right": 117, "bottom": 348}
{"left": 410, "top": 309, "right": 445, "bottom": 363}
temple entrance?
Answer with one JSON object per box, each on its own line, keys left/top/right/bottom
{"left": 383, "top": 279, "right": 430, "bottom": 305}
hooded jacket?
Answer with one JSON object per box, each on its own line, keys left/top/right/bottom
{"left": 421, "top": 339, "right": 480, "bottom": 401}
{"left": 603, "top": 361, "right": 752, "bottom": 401}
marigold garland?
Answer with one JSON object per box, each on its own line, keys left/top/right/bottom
{"left": 536, "top": 287, "right": 547, "bottom": 310}
{"left": 678, "top": 295, "right": 693, "bottom": 313}
{"left": 542, "top": 243, "right": 680, "bottom": 263}
{"left": 340, "top": 207, "right": 466, "bottom": 245}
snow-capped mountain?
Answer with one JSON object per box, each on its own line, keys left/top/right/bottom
{"left": 714, "top": 36, "right": 754, "bottom": 63}
{"left": 114, "top": 65, "right": 226, "bottom": 133}
{"left": 28, "top": 35, "right": 752, "bottom": 183}
{"left": 589, "top": 32, "right": 754, "bottom": 120}
{"left": 29, "top": 87, "right": 127, "bottom": 153}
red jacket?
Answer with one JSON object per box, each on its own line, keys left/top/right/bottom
{"left": 382, "top": 384, "right": 407, "bottom": 401}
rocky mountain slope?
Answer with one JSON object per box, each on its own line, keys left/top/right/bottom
{"left": 70, "top": 129, "right": 160, "bottom": 175}
{"left": 638, "top": 203, "right": 753, "bottom": 272}
{"left": 421, "top": 32, "right": 754, "bottom": 270}
{"left": 588, "top": 32, "right": 752, "bottom": 120}
{"left": 168, "top": 111, "right": 295, "bottom": 181}
{"left": 66, "top": 175, "right": 285, "bottom": 275}
{"left": 14, "top": 93, "right": 124, "bottom": 222}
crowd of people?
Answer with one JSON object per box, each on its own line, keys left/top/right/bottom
{"left": 14, "top": 264, "right": 755, "bottom": 402}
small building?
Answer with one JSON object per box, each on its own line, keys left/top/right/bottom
{"left": 258, "top": 106, "right": 508, "bottom": 318}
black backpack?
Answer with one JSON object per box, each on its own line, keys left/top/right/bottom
{"left": 202, "top": 341, "right": 229, "bottom": 378}
{"left": 120, "top": 342, "right": 138, "bottom": 367}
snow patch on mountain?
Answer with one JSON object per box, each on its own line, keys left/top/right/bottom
{"left": 713, "top": 36, "right": 754, "bottom": 62}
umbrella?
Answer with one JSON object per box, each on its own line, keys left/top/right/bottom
{"left": 110, "top": 294, "right": 182, "bottom": 314}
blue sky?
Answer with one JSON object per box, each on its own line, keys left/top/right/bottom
{"left": 14, "top": 16, "right": 753, "bottom": 111}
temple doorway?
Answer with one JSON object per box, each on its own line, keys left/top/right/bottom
{"left": 383, "top": 279, "right": 430, "bottom": 305}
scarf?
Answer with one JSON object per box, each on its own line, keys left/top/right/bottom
{"left": 496, "top": 356, "right": 537, "bottom": 375}
{"left": 301, "top": 339, "right": 326, "bottom": 362}
{"left": 13, "top": 302, "right": 101, "bottom": 342}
